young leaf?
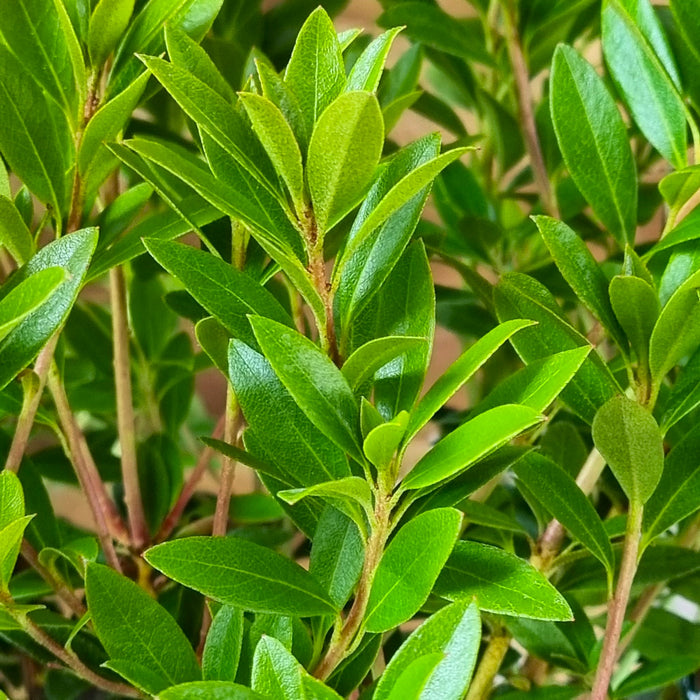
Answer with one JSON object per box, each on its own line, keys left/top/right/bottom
{"left": 384, "top": 654, "right": 444, "bottom": 700}
{"left": 363, "top": 411, "right": 408, "bottom": 471}
{"left": 0, "top": 470, "right": 23, "bottom": 530}
{"left": 85, "top": 563, "right": 201, "bottom": 693}
{"left": 88, "top": 0, "right": 135, "bottom": 69}
{"left": 250, "top": 316, "right": 362, "bottom": 461}
{"left": 203, "top": 606, "right": 244, "bottom": 682}
{"left": 404, "top": 319, "right": 536, "bottom": 445}
{"left": 514, "top": 453, "right": 615, "bottom": 575}
{"left": 145, "top": 536, "right": 338, "bottom": 617}
{"left": 284, "top": 7, "right": 345, "bottom": 136}
{"left": 347, "top": 28, "right": 403, "bottom": 93}
{"left": 0, "top": 516, "right": 33, "bottom": 592}
{"left": 435, "top": 541, "right": 573, "bottom": 621}
{"left": 0, "top": 196, "right": 35, "bottom": 265}
{"left": 364, "top": 508, "right": 462, "bottom": 633}
{"left": 550, "top": 44, "right": 637, "bottom": 245}
{"left": 307, "top": 91, "right": 384, "bottom": 233}
{"left": 592, "top": 395, "right": 664, "bottom": 504}
{"left": 374, "top": 601, "right": 481, "bottom": 700}
{"left": 160, "top": 681, "right": 265, "bottom": 699}
{"left": 401, "top": 405, "right": 543, "bottom": 491}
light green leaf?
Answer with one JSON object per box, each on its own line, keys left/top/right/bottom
{"left": 307, "top": 91, "right": 383, "bottom": 233}
{"left": 363, "top": 411, "right": 408, "bottom": 470}
{"left": 435, "top": 541, "right": 573, "bottom": 621}
{"left": 364, "top": 508, "right": 462, "bottom": 633}
{"left": 0, "top": 516, "right": 33, "bottom": 592}
{"left": 404, "top": 319, "right": 536, "bottom": 446}
{"left": 252, "top": 635, "right": 303, "bottom": 699}
{"left": 347, "top": 28, "right": 403, "bottom": 93}
{"left": 0, "top": 195, "right": 34, "bottom": 265}
{"left": 88, "top": 0, "right": 135, "bottom": 68}
{"left": 85, "top": 563, "right": 200, "bottom": 692}
{"left": 278, "top": 477, "right": 372, "bottom": 523}
{"left": 384, "top": 654, "right": 444, "bottom": 700}
{"left": 0, "top": 471, "right": 23, "bottom": 530}
{"left": 402, "top": 405, "right": 543, "bottom": 491}
{"left": 592, "top": 395, "right": 664, "bottom": 504}
{"left": 374, "top": 601, "right": 481, "bottom": 700}
{"left": 160, "top": 681, "right": 265, "bottom": 699}
{"left": 145, "top": 536, "right": 338, "bottom": 616}
{"left": 203, "top": 606, "right": 244, "bottom": 682}
{"left": 550, "top": 44, "right": 637, "bottom": 245}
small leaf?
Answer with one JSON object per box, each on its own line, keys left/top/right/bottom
{"left": 347, "top": 28, "right": 402, "bottom": 93}
{"left": 384, "top": 654, "right": 444, "bottom": 700}
{"left": 363, "top": 411, "right": 408, "bottom": 471}
{"left": 145, "top": 536, "right": 338, "bottom": 617}
{"left": 203, "top": 606, "right": 244, "bottom": 682}
{"left": 402, "top": 405, "right": 543, "bottom": 491}
{"left": 0, "top": 516, "right": 33, "bottom": 592}
{"left": 278, "top": 477, "right": 372, "bottom": 524}
{"left": 307, "top": 91, "right": 384, "bottom": 233}
{"left": 550, "top": 44, "right": 637, "bottom": 245}
{"left": 88, "top": 0, "right": 134, "bottom": 68}
{"left": 0, "top": 195, "right": 35, "bottom": 264}
{"left": 0, "top": 470, "right": 23, "bottom": 529}
{"left": 435, "top": 541, "right": 573, "bottom": 621}
{"left": 364, "top": 508, "right": 462, "bottom": 633}
{"left": 592, "top": 395, "right": 664, "bottom": 504}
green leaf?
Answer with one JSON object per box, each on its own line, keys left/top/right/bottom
{"left": 494, "top": 272, "right": 621, "bottom": 423}
{"left": 612, "top": 656, "right": 700, "bottom": 699}
{"left": 404, "top": 319, "right": 536, "bottom": 445}
{"left": 251, "top": 635, "right": 303, "bottom": 699}
{"left": 160, "top": 681, "right": 265, "bottom": 699}
{"left": 602, "top": 0, "right": 687, "bottom": 169}
{"left": 458, "top": 500, "right": 526, "bottom": 534}
{"left": 203, "top": 606, "right": 244, "bottom": 682}
{"left": 310, "top": 508, "right": 364, "bottom": 608}
{"left": 144, "top": 239, "right": 292, "bottom": 349}
{"left": 284, "top": 7, "right": 345, "bottom": 137}
{"left": 644, "top": 424, "right": 700, "bottom": 543}
{"left": 374, "top": 601, "right": 481, "bottom": 700}
{"left": 78, "top": 71, "right": 150, "bottom": 175}
{"left": 239, "top": 93, "right": 306, "bottom": 215}
{"left": 88, "top": 0, "right": 134, "bottom": 68}
{"left": 384, "top": 654, "right": 444, "bottom": 700}
{"left": 307, "top": 91, "right": 383, "bottom": 233}
{"left": 278, "top": 477, "right": 372, "bottom": 525}
{"left": 649, "top": 269, "right": 700, "bottom": 383}
{"left": 0, "top": 516, "right": 33, "bottom": 592}
{"left": 364, "top": 508, "right": 462, "bottom": 633}
{"left": 0, "top": 229, "right": 97, "bottom": 390}
{"left": 435, "top": 541, "right": 573, "bottom": 621}
{"left": 145, "top": 536, "right": 338, "bottom": 617}
{"left": 0, "top": 471, "right": 23, "bottom": 530}
{"left": 514, "top": 453, "right": 615, "bottom": 575}
{"left": 347, "top": 28, "right": 402, "bottom": 93}
{"left": 0, "top": 196, "right": 35, "bottom": 265}
{"left": 196, "top": 317, "right": 230, "bottom": 374}
{"left": 250, "top": 316, "right": 362, "bottom": 462}
{"left": 533, "top": 216, "right": 627, "bottom": 348}
{"left": 402, "top": 405, "right": 543, "bottom": 491}
{"left": 85, "top": 563, "right": 200, "bottom": 692}
{"left": 363, "top": 411, "right": 408, "bottom": 471}
{"left": 342, "top": 337, "right": 427, "bottom": 393}
{"left": 592, "top": 395, "right": 664, "bottom": 504}
{"left": 103, "top": 659, "right": 172, "bottom": 695}
{"left": 550, "top": 44, "right": 637, "bottom": 245}
{"left": 661, "top": 347, "right": 700, "bottom": 431}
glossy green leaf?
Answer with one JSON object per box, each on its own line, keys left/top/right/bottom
{"left": 307, "top": 91, "right": 383, "bottom": 233}
{"left": 515, "top": 453, "right": 614, "bottom": 574}
{"left": 0, "top": 471, "right": 23, "bottom": 530}
{"left": 250, "top": 316, "right": 362, "bottom": 461}
{"left": 102, "top": 659, "right": 170, "bottom": 695}
{"left": 550, "top": 44, "right": 637, "bottom": 245}
{"left": 160, "top": 682, "right": 265, "bottom": 700}
{"left": 0, "top": 229, "right": 97, "bottom": 390}
{"left": 0, "top": 196, "right": 34, "bottom": 265}
{"left": 88, "top": 0, "right": 134, "bottom": 68}
{"left": 435, "top": 541, "right": 573, "bottom": 621}
{"left": 251, "top": 635, "right": 303, "bottom": 699}
{"left": 644, "top": 424, "right": 700, "bottom": 543}
{"left": 374, "top": 601, "right": 481, "bottom": 700}
{"left": 402, "top": 405, "right": 543, "bottom": 491}
{"left": 203, "top": 606, "right": 244, "bottom": 682}
{"left": 278, "top": 477, "right": 372, "bottom": 524}
{"left": 145, "top": 536, "right": 338, "bottom": 617}
{"left": 284, "top": 7, "right": 345, "bottom": 137}
{"left": 364, "top": 508, "right": 462, "bottom": 633}
{"left": 533, "top": 216, "right": 626, "bottom": 348}
{"left": 0, "top": 516, "right": 33, "bottom": 592}
{"left": 404, "top": 319, "right": 536, "bottom": 445}
{"left": 602, "top": 0, "right": 687, "bottom": 169}
{"left": 363, "top": 411, "right": 408, "bottom": 470}
{"left": 592, "top": 395, "right": 664, "bottom": 504}
{"left": 612, "top": 656, "right": 700, "bottom": 699}
{"left": 347, "top": 28, "right": 402, "bottom": 93}
{"left": 384, "top": 654, "right": 444, "bottom": 700}
{"left": 85, "top": 563, "right": 200, "bottom": 692}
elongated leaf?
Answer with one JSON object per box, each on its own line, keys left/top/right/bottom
{"left": 459, "top": 500, "right": 525, "bottom": 533}
{"left": 278, "top": 477, "right": 372, "bottom": 523}
{"left": 160, "top": 681, "right": 264, "bottom": 699}
{"left": 0, "top": 196, "right": 34, "bottom": 264}
{"left": 250, "top": 316, "right": 362, "bottom": 461}
{"left": 88, "top": 0, "right": 134, "bottom": 69}
{"left": 515, "top": 453, "right": 614, "bottom": 574}
{"left": 533, "top": 216, "right": 626, "bottom": 348}
{"left": 0, "top": 471, "right": 23, "bottom": 530}
{"left": 374, "top": 601, "right": 481, "bottom": 700}
{"left": 85, "top": 563, "right": 200, "bottom": 692}
{"left": 347, "top": 28, "right": 402, "bottom": 93}
{"left": 0, "top": 516, "right": 33, "bottom": 592}
{"left": 364, "top": 508, "right": 462, "bottom": 633}
{"left": 145, "top": 536, "right": 338, "bottom": 616}
{"left": 307, "top": 91, "right": 384, "bottom": 233}
{"left": 612, "top": 657, "right": 700, "bottom": 698}
{"left": 435, "top": 541, "right": 573, "bottom": 621}
{"left": 144, "top": 239, "right": 292, "bottom": 349}
{"left": 602, "top": 0, "right": 687, "bottom": 169}
{"left": 402, "top": 405, "right": 543, "bottom": 491}
{"left": 592, "top": 395, "right": 664, "bottom": 504}
{"left": 203, "top": 606, "right": 244, "bottom": 682}
{"left": 103, "top": 659, "right": 171, "bottom": 695}
{"left": 0, "top": 229, "right": 97, "bottom": 390}
{"left": 661, "top": 347, "right": 700, "bottom": 431}
{"left": 284, "top": 7, "right": 345, "bottom": 137}
{"left": 252, "top": 635, "right": 303, "bottom": 699}
{"left": 550, "top": 44, "right": 637, "bottom": 245}
{"left": 404, "top": 319, "right": 535, "bottom": 445}
{"left": 363, "top": 411, "right": 408, "bottom": 471}
{"left": 385, "top": 655, "right": 444, "bottom": 700}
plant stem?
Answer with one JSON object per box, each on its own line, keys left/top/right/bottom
{"left": 590, "top": 501, "right": 643, "bottom": 700}
{"left": 465, "top": 624, "right": 511, "bottom": 700}
{"left": 110, "top": 265, "right": 149, "bottom": 551}
{"left": 313, "top": 489, "right": 391, "bottom": 680}
{"left": 212, "top": 390, "right": 242, "bottom": 537}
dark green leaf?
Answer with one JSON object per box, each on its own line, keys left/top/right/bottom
{"left": 203, "top": 606, "right": 244, "bottom": 682}
{"left": 612, "top": 656, "right": 700, "bottom": 698}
